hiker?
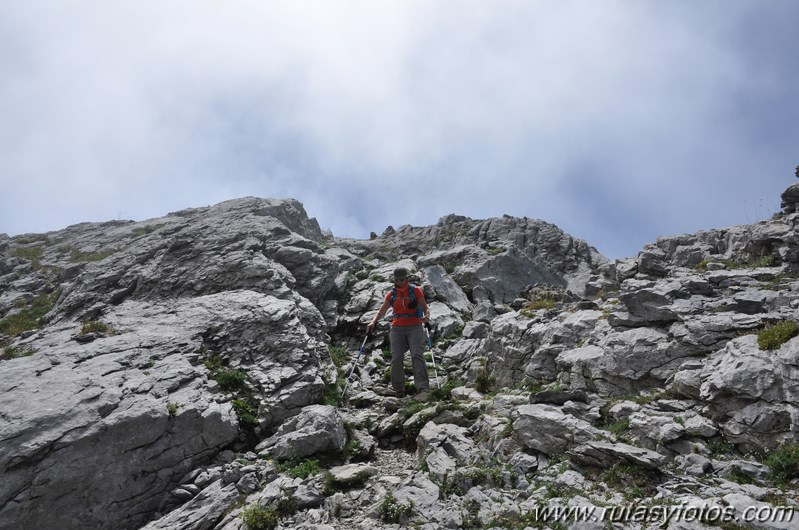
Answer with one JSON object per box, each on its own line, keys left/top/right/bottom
{"left": 366, "top": 267, "right": 431, "bottom": 401}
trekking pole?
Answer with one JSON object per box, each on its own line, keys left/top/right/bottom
{"left": 340, "top": 332, "right": 370, "bottom": 400}
{"left": 424, "top": 323, "right": 440, "bottom": 389}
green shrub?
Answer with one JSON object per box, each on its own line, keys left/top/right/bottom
{"left": 78, "top": 320, "right": 115, "bottom": 336}
{"left": 240, "top": 503, "right": 278, "bottom": 530}
{"left": 69, "top": 248, "right": 116, "bottom": 263}
{"left": 231, "top": 399, "right": 259, "bottom": 428}
{"left": 321, "top": 384, "right": 341, "bottom": 407}
{"left": 765, "top": 444, "right": 799, "bottom": 483}
{"left": 277, "top": 458, "right": 320, "bottom": 479}
{"left": 757, "top": 321, "right": 799, "bottom": 350}
{"left": 328, "top": 344, "right": 348, "bottom": 368}
{"left": 599, "top": 463, "right": 659, "bottom": 501}
{"left": 130, "top": 224, "right": 164, "bottom": 237}
{"left": 379, "top": 492, "right": 415, "bottom": 524}
{"left": 432, "top": 378, "right": 464, "bottom": 401}
{"left": 13, "top": 234, "right": 49, "bottom": 245}
{"left": 474, "top": 359, "right": 495, "bottom": 394}
{"left": 166, "top": 402, "right": 180, "bottom": 417}
{"left": 10, "top": 246, "right": 45, "bottom": 270}
{"left": 607, "top": 418, "right": 630, "bottom": 436}
{"left": 1, "top": 344, "right": 35, "bottom": 361}
{"left": 728, "top": 465, "right": 755, "bottom": 485}
{"left": 202, "top": 354, "right": 222, "bottom": 372}
{"left": 215, "top": 369, "right": 247, "bottom": 391}
{"left": 0, "top": 291, "right": 59, "bottom": 336}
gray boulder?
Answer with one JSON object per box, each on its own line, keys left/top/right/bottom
{"left": 511, "top": 404, "right": 601, "bottom": 456}
{"left": 256, "top": 405, "right": 347, "bottom": 461}
{"left": 700, "top": 335, "right": 799, "bottom": 450}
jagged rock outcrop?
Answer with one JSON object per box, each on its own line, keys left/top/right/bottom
{"left": 2, "top": 186, "right": 799, "bottom": 530}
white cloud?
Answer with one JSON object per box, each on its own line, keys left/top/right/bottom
{"left": 1, "top": 1, "right": 797, "bottom": 257}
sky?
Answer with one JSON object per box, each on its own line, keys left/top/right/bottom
{"left": 1, "top": 1, "right": 798, "bottom": 259}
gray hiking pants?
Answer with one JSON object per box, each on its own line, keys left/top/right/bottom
{"left": 389, "top": 324, "right": 429, "bottom": 392}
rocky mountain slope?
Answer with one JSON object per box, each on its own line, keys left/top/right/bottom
{"left": 1, "top": 186, "right": 798, "bottom": 530}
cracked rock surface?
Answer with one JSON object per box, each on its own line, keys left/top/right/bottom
{"left": 1, "top": 189, "right": 799, "bottom": 529}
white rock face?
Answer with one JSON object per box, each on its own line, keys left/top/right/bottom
{"left": 2, "top": 187, "right": 799, "bottom": 529}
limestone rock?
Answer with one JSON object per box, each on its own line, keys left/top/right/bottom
{"left": 256, "top": 405, "right": 347, "bottom": 461}
{"left": 511, "top": 404, "right": 601, "bottom": 455}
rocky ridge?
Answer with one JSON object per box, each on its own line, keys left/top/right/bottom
{"left": 0, "top": 186, "right": 798, "bottom": 529}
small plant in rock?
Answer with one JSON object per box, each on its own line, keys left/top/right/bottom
{"left": 215, "top": 369, "right": 247, "bottom": 392}
{"left": 727, "top": 465, "right": 755, "bottom": 485}
{"left": 321, "top": 384, "right": 341, "bottom": 407}
{"left": 78, "top": 320, "right": 115, "bottom": 336}
{"left": 328, "top": 344, "right": 348, "bottom": 369}
{"left": 202, "top": 354, "right": 223, "bottom": 372}
{"left": 0, "top": 291, "right": 59, "bottom": 336}
{"left": 277, "top": 457, "right": 320, "bottom": 479}
{"left": 474, "top": 359, "right": 496, "bottom": 394}
{"left": 166, "top": 402, "right": 180, "bottom": 417}
{"left": 432, "top": 378, "right": 464, "bottom": 401}
{"left": 500, "top": 418, "right": 514, "bottom": 438}
{"left": 130, "top": 224, "right": 164, "bottom": 237}
{"left": 344, "top": 438, "right": 363, "bottom": 462}
{"left": 757, "top": 321, "right": 799, "bottom": 350}
{"left": 606, "top": 418, "right": 631, "bottom": 437}
{"left": 752, "top": 254, "right": 778, "bottom": 268}
{"left": 322, "top": 468, "right": 372, "bottom": 495}
{"left": 599, "top": 463, "right": 659, "bottom": 501}
{"left": 13, "top": 234, "right": 50, "bottom": 245}
{"left": 379, "top": 492, "right": 415, "bottom": 524}
{"left": 231, "top": 398, "right": 259, "bottom": 428}
{"left": 765, "top": 444, "right": 799, "bottom": 483}
{"left": 1, "top": 344, "right": 35, "bottom": 361}
{"left": 69, "top": 248, "right": 116, "bottom": 263}
{"left": 486, "top": 246, "right": 505, "bottom": 256}
{"left": 239, "top": 503, "right": 278, "bottom": 530}
{"left": 10, "top": 246, "right": 45, "bottom": 270}
{"left": 707, "top": 435, "right": 737, "bottom": 457}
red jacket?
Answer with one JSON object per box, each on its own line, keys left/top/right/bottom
{"left": 385, "top": 284, "right": 424, "bottom": 326}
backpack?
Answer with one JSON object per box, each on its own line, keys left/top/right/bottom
{"left": 390, "top": 283, "right": 424, "bottom": 318}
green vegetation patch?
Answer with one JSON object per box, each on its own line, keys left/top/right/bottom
{"left": 695, "top": 255, "right": 778, "bottom": 272}
{"left": 431, "top": 378, "right": 464, "bottom": 401}
{"left": 757, "top": 321, "right": 799, "bottom": 350}
{"left": 328, "top": 344, "right": 348, "bottom": 369}
{"left": 68, "top": 248, "right": 116, "bottom": 263}
{"left": 13, "top": 234, "right": 50, "bottom": 245}
{"left": 520, "top": 299, "right": 555, "bottom": 317}
{"left": 765, "top": 444, "right": 799, "bottom": 483}
{"left": 1, "top": 344, "right": 35, "bottom": 361}
{"left": 474, "top": 358, "right": 496, "bottom": 394}
{"left": 10, "top": 246, "right": 45, "bottom": 270}
{"left": 599, "top": 463, "right": 659, "bottom": 501}
{"left": 240, "top": 503, "right": 278, "bottom": 530}
{"left": 78, "top": 320, "right": 115, "bottom": 336}
{"left": 231, "top": 398, "right": 259, "bottom": 428}
{"left": 0, "top": 291, "right": 59, "bottom": 336}
{"left": 379, "top": 492, "right": 415, "bottom": 524}
{"left": 130, "top": 224, "right": 165, "bottom": 237}
{"left": 215, "top": 369, "right": 248, "bottom": 392}
{"left": 276, "top": 457, "right": 321, "bottom": 479}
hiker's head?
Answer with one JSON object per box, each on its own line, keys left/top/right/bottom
{"left": 393, "top": 267, "right": 409, "bottom": 284}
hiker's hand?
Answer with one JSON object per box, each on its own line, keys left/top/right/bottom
{"left": 366, "top": 321, "right": 375, "bottom": 334}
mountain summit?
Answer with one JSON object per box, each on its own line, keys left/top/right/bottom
{"left": 2, "top": 187, "right": 798, "bottom": 529}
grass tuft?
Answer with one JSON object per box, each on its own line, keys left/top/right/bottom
{"left": 757, "top": 321, "right": 799, "bottom": 350}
